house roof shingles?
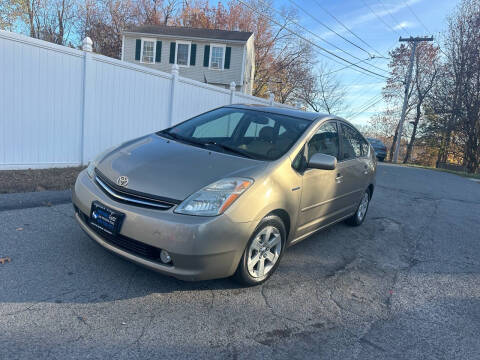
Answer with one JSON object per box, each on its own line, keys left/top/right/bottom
{"left": 125, "top": 25, "right": 253, "bottom": 42}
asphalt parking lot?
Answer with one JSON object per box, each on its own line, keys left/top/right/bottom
{"left": 1, "top": 163, "right": 480, "bottom": 359}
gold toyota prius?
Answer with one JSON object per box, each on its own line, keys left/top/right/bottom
{"left": 73, "top": 104, "right": 376, "bottom": 285}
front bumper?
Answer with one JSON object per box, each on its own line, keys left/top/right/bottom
{"left": 72, "top": 170, "right": 255, "bottom": 281}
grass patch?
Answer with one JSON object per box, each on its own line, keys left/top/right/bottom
{"left": 393, "top": 163, "right": 480, "bottom": 180}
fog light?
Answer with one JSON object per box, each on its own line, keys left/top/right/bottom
{"left": 160, "top": 250, "right": 172, "bottom": 264}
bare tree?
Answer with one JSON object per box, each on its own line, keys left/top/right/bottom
{"left": 136, "top": 0, "right": 177, "bottom": 25}
{"left": 403, "top": 43, "right": 439, "bottom": 163}
{"left": 299, "top": 64, "right": 346, "bottom": 114}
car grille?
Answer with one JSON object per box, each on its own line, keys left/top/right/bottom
{"left": 94, "top": 169, "right": 180, "bottom": 210}
{"left": 76, "top": 208, "right": 165, "bottom": 263}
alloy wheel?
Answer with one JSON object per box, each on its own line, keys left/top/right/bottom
{"left": 247, "top": 226, "right": 282, "bottom": 278}
{"left": 357, "top": 192, "right": 369, "bottom": 222}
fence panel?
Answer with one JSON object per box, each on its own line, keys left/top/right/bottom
{"left": 173, "top": 79, "right": 230, "bottom": 124}
{"left": 0, "top": 31, "right": 84, "bottom": 168}
{"left": 82, "top": 55, "right": 173, "bottom": 161}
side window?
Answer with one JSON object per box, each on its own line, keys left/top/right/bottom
{"left": 307, "top": 122, "right": 339, "bottom": 161}
{"left": 361, "top": 139, "right": 369, "bottom": 157}
{"left": 192, "top": 112, "right": 242, "bottom": 138}
{"left": 340, "top": 124, "right": 368, "bottom": 159}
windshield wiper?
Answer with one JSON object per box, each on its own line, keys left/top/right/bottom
{"left": 158, "top": 131, "right": 207, "bottom": 148}
{"left": 159, "top": 132, "right": 256, "bottom": 159}
{"left": 203, "top": 141, "right": 255, "bottom": 159}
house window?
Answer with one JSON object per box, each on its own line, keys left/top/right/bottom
{"left": 141, "top": 39, "right": 155, "bottom": 64}
{"left": 176, "top": 42, "right": 190, "bottom": 66}
{"left": 210, "top": 44, "right": 225, "bottom": 69}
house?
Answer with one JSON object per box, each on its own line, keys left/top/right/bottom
{"left": 121, "top": 25, "right": 255, "bottom": 94}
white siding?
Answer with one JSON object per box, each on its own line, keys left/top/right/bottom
{"left": 123, "top": 35, "right": 247, "bottom": 91}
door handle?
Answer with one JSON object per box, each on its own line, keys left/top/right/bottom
{"left": 336, "top": 174, "right": 343, "bottom": 183}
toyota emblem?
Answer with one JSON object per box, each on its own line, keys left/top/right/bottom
{"left": 116, "top": 176, "right": 129, "bottom": 187}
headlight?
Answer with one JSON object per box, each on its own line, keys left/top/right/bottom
{"left": 86, "top": 146, "right": 115, "bottom": 179}
{"left": 174, "top": 177, "right": 253, "bottom": 216}
{"left": 86, "top": 160, "right": 96, "bottom": 178}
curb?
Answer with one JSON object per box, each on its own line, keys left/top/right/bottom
{"left": 0, "top": 190, "right": 72, "bottom": 212}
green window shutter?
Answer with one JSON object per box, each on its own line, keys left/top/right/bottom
{"left": 190, "top": 44, "right": 197, "bottom": 66}
{"left": 169, "top": 42, "right": 176, "bottom": 64}
{"left": 224, "top": 47, "right": 231, "bottom": 69}
{"left": 135, "top": 39, "right": 141, "bottom": 61}
{"left": 203, "top": 45, "right": 210, "bottom": 67}
{"left": 155, "top": 41, "right": 162, "bottom": 62}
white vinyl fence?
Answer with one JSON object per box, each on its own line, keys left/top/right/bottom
{"left": 0, "top": 30, "right": 290, "bottom": 170}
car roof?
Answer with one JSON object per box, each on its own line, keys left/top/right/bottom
{"left": 227, "top": 104, "right": 327, "bottom": 121}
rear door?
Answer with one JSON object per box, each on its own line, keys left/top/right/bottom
{"left": 337, "top": 122, "right": 371, "bottom": 211}
{"left": 295, "top": 121, "right": 349, "bottom": 238}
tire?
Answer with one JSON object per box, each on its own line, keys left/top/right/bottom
{"left": 345, "top": 189, "right": 371, "bottom": 226}
{"left": 234, "top": 215, "right": 286, "bottom": 286}
{"left": 377, "top": 156, "right": 385, "bottom": 162}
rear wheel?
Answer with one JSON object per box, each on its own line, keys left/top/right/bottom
{"left": 234, "top": 215, "right": 286, "bottom": 286}
{"left": 345, "top": 189, "right": 371, "bottom": 226}
{"left": 377, "top": 156, "right": 385, "bottom": 162}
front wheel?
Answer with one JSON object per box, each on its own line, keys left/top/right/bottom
{"left": 234, "top": 215, "right": 286, "bottom": 286}
{"left": 345, "top": 189, "right": 371, "bottom": 226}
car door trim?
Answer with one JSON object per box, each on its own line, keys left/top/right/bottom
{"left": 290, "top": 209, "right": 357, "bottom": 245}
{"left": 300, "top": 188, "right": 363, "bottom": 212}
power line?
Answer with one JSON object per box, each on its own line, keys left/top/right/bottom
{"left": 349, "top": 96, "right": 384, "bottom": 119}
{"left": 375, "top": 0, "right": 410, "bottom": 36}
{"left": 402, "top": 0, "right": 432, "bottom": 35}
{"left": 311, "top": 0, "right": 388, "bottom": 59}
{"left": 257, "top": 0, "right": 389, "bottom": 75}
{"left": 360, "top": 0, "right": 404, "bottom": 38}
{"left": 324, "top": 58, "right": 372, "bottom": 75}
{"left": 287, "top": 0, "right": 373, "bottom": 58}
{"left": 237, "top": 0, "right": 389, "bottom": 79}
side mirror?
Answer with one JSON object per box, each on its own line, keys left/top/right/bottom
{"left": 307, "top": 153, "right": 337, "bottom": 170}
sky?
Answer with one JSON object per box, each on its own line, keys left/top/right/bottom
{"left": 273, "top": 0, "right": 459, "bottom": 126}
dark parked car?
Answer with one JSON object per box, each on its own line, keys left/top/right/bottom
{"left": 367, "top": 138, "right": 387, "bottom": 161}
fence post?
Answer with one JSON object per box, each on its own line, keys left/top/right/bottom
{"left": 269, "top": 93, "right": 274, "bottom": 106}
{"left": 81, "top": 37, "right": 93, "bottom": 165}
{"left": 229, "top": 81, "right": 236, "bottom": 104}
{"left": 168, "top": 64, "right": 179, "bottom": 126}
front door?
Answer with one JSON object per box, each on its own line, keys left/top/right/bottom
{"left": 295, "top": 121, "right": 349, "bottom": 239}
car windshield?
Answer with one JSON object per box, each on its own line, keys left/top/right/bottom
{"left": 158, "top": 107, "right": 311, "bottom": 161}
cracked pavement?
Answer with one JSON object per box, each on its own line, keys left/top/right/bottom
{"left": 1, "top": 163, "right": 480, "bottom": 359}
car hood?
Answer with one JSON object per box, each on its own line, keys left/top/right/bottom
{"left": 96, "top": 134, "right": 266, "bottom": 201}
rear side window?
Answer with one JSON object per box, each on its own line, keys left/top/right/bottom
{"left": 340, "top": 124, "right": 369, "bottom": 159}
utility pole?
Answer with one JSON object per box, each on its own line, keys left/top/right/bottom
{"left": 392, "top": 36, "right": 433, "bottom": 163}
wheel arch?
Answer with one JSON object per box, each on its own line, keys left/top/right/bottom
{"left": 266, "top": 209, "right": 291, "bottom": 241}
{"left": 368, "top": 183, "right": 375, "bottom": 198}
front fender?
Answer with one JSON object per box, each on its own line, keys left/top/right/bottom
{"left": 225, "top": 160, "right": 302, "bottom": 242}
